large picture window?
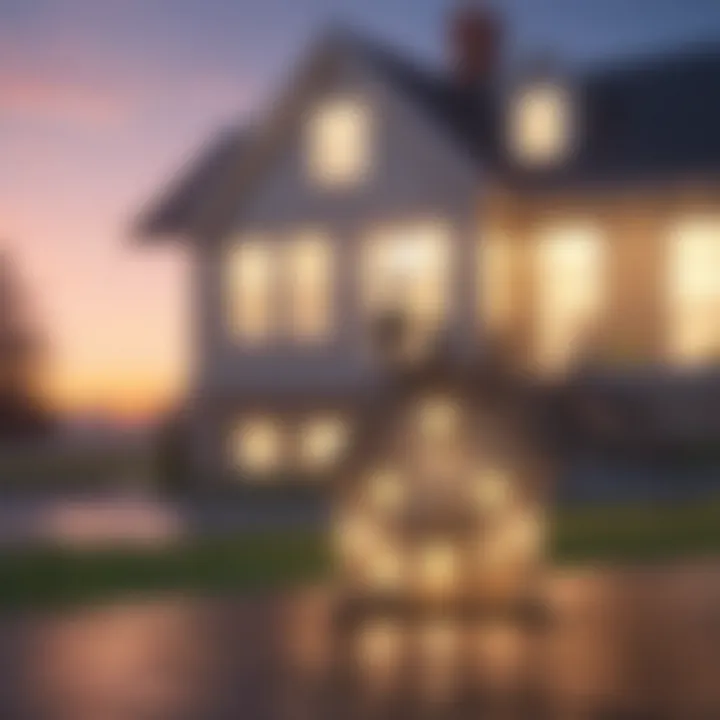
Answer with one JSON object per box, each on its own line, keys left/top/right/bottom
{"left": 668, "top": 217, "right": 720, "bottom": 364}
{"left": 534, "top": 223, "right": 605, "bottom": 372}
{"left": 362, "top": 221, "right": 451, "bottom": 355}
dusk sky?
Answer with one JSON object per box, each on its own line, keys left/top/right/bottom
{"left": 3, "top": 0, "right": 720, "bottom": 419}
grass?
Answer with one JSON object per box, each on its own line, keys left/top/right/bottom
{"left": 1, "top": 500, "right": 720, "bottom": 612}
{"left": 0, "top": 530, "right": 328, "bottom": 612}
{"left": 551, "top": 498, "right": 720, "bottom": 564}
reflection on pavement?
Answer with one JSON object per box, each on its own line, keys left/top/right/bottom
{"left": 0, "top": 565, "right": 719, "bottom": 719}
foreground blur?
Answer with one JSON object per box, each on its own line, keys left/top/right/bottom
{"left": 1, "top": 565, "right": 719, "bottom": 720}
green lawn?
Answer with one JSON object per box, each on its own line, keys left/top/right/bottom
{"left": 551, "top": 498, "right": 720, "bottom": 564}
{"left": 1, "top": 500, "right": 720, "bottom": 611}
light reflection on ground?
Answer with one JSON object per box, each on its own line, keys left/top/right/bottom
{"left": 1, "top": 565, "right": 719, "bottom": 719}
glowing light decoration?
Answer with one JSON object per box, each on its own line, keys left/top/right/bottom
{"left": 474, "top": 467, "right": 512, "bottom": 512}
{"left": 417, "top": 542, "right": 457, "bottom": 595}
{"left": 367, "top": 469, "right": 405, "bottom": 513}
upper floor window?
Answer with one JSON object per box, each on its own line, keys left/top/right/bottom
{"left": 534, "top": 223, "right": 605, "bottom": 373}
{"left": 286, "top": 230, "right": 334, "bottom": 343}
{"left": 509, "top": 82, "right": 574, "bottom": 167}
{"left": 306, "top": 97, "right": 372, "bottom": 188}
{"left": 667, "top": 216, "right": 720, "bottom": 365}
{"left": 226, "top": 238, "right": 274, "bottom": 344}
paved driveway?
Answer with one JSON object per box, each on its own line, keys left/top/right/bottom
{"left": 1, "top": 564, "right": 719, "bottom": 719}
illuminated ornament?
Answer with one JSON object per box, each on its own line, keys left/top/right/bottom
{"left": 356, "top": 621, "right": 403, "bottom": 691}
{"left": 335, "top": 513, "right": 375, "bottom": 565}
{"left": 474, "top": 467, "right": 511, "bottom": 512}
{"left": 367, "top": 469, "right": 404, "bottom": 513}
{"left": 417, "top": 620, "right": 460, "bottom": 703}
{"left": 368, "top": 546, "right": 403, "bottom": 590}
{"left": 417, "top": 542, "right": 457, "bottom": 595}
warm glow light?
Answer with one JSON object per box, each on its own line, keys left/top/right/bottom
{"left": 356, "top": 621, "right": 403, "bottom": 690}
{"left": 367, "top": 469, "right": 405, "bottom": 513}
{"left": 286, "top": 231, "right": 334, "bottom": 342}
{"left": 226, "top": 238, "right": 274, "bottom": 343}
{"left": 231, "top": 417, "right": 282, "bottom": 475}
{"left": 668, "top": 216, "right": 720, "bottom": 364}
{"left": 510, "top": 82, "right": 573, "bottom": 165}
{"left": 299, "top": 415, "right": 349, "bottom": 471}
{"left": 363, "top": 221, "right": 450, "bottom": 353}
{"left": 335, "top": 512, "right": 376, "bottom": 565}
{"left": 417, "top": 542, "right": 457, "bottom": 595}
{"left": 368, "top": 545, "right": 404, "bottom": 590}
{"left": 474, "top": 467, "right": 512, "bottom": 512}
{"left": 306, "top": 97, "right": 372, "bottom": 187}
{"left": 535, "top": 223, "right": 605, "bottom": 373}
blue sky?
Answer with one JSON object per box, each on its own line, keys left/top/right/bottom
{"left": 1, "top": 0, "right": 720, "bottom": 416}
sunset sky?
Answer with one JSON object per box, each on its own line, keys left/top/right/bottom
{"left": 3, "top": 0, "right": 720, "bottom": 420}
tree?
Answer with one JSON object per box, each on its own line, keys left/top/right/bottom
{"left": 0, "top": 248, "right": 55, "bottom": 442}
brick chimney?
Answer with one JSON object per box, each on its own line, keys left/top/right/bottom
{"left": 448, "top": 2, "right": 503, "bottom": 85}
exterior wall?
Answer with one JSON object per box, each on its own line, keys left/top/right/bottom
{"left": 187, "top": 48, "right": 481, "bottom": 479}
{"left": 481, "top": 182, "right": 720, "bottom": 371}
{"left": 195, "top": 52, "right": 480, "bottom": 398}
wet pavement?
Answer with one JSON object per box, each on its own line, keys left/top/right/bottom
{"left": 2, "top": 563, "right": 720, "bottom": 719}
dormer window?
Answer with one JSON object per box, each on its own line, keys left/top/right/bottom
{"left": 306, "top": 97, "right": 372, "bottom": 188}
{"left": 509, "top": 82, "right": 574, "bottom": 166}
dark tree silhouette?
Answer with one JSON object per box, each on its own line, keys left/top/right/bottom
{"left": 0, "top": 248, "right": 55, "bottom": 442}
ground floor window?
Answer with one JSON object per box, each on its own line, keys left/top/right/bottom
{"left": 362, "top": 220, "right": 451, "bottom": 357}
{"left": 534, "top": 222, "right": 606, "bottom": 373}
{"left": 667, "top": 216, "right": 720, "bottom": 365}
{"left": 229, "top": 416, "right": 283, "bottom": 477}
{"left": 298, "top": 415, "right": 351, "bottom": 472}
{"left": 229, "top": 413, "right": 351, "bottom": 478}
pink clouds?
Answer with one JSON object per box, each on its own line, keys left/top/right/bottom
{"left": 0, "top": 71, "right": 130, "bottom": 127}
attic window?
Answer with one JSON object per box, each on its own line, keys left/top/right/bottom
{"left": 509, "top": 82, "right": 574, "bottom": 166}
{"left": 306, "top": 98, "right": 372, "bottom": 188}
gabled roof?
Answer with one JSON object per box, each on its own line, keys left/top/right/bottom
{"left": 137, "top": 30, "right": 720, "bottom": 240}
{"left": 136, "top": 126, "right": 252, "bottom": 238}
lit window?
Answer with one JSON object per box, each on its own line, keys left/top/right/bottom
{"left": 306, "top": 98, "right": 372, "bottom": 187}
{"left": 286, "top": 231, "right": 334, "bottom": 342}
{"left": 534, "top": 223, "right": 605, "bottom": 373}
{"left": 299, "top": 415, "right": 350, "bottom": 472}
{"left": 363, "top": 221, "right": 450, "bottom": 354}
{"left": 480, "top": 233, "right": 513, "bottom": 334}
{"left": 668, "top": 217, "right": 720, "bottom": 364}
{"left": 510, "top": 82, "right": 573, "bottom": 166}
{"left": 230, "top": 417, "right": 282, "bottom": 476}
{"left": 226, "top": 238, "right": 274, "bottom": 343}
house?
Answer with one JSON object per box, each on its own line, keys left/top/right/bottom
{"left": 138, "top": 6, "right": 720, "bottom": 488}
